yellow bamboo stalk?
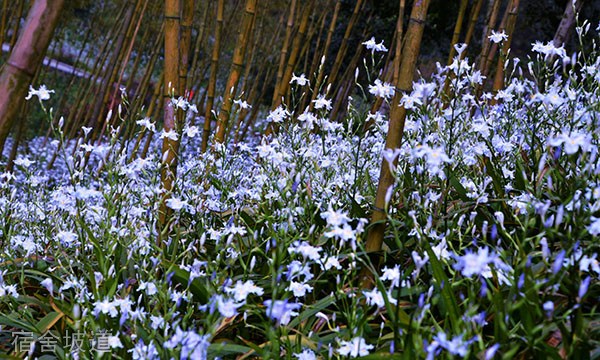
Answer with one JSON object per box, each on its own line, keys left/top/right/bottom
{"left": 478, "top": 0, "right": 502, "bottom": 73}
{"left": 309, "top": 0, "right": 341, "bottom": 111}
{"left": 158, "top": 0, "right": 181, "bottom": 242}
{"left": 201, "top": 0, "right": 224, "bottom": 152}
{"left": 328, "top": 0, "right": 364, "bottom": 90}
{"left": 214, "top": 0, "right": 257, "bottom": 145}
{"left": 491, "top": 0, "right": 520, "bottom": 99}
{"left": 272, "top": 0, "right": 297, "bottom": 107}
{"left": 362, "top": 0, "right": 432, "bottom": 286}
{"left": 179, "top": 0, "right": 195, "bottom": 97}
{"left": 447, "top": 0, "right": 469, "bottom": 65}
{"left": 0, "top": 0, "right": 66, "bottom": 146}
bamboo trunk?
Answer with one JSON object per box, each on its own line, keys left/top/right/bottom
{"left": 327, "top": 0, "right": 364, "bottom": 91}
{"left": 213, "top": 0, "right": 257, "bottom": 145}
{"left": 271, "top": 0, "right": 297, "bottom": 107}
{"left": 0, "top": 0, "right": 66, "bottom": 146}
{"left": 309, "top": 0, "right": 341, "bottom": 112}
{"left": 491, "top": 0, "right": 519, "bottom": 98}
{"left": 369, "top": 0, "right": 405, "bottom": 117}
{"left": 553, "top": 0, "right": 585, "bottom": 47}
{"left": 447, "top": 0, "right": 468, "bottom": 65}
{"left": 478, "top": 0, "right": 502, "bottom": 74}
{"left": 188, "top": 0, "right": 212, "bottom": 91}
{"left": 362, "top": 0, "right": 431, "bottom": 287}
{"left": 201, "top": 0, "right": 224, "bottom": 152}
{"left": 158, "top": 0, "right": 182, "bottom": 242}
{"left": 179, "top": 0, "right": 195, "bottom": 97}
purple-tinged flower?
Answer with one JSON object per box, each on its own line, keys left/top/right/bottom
{"left": 543, "top": 301, "right": 554, "bottom": 317}
{"left": 578, "top": 277, "right": 591, "bottom": 301}
{"left": 553, "top": 250, "right": 566, "bottom": 274}
{"left": 264, "top": 299, "right": 301, "bottom": 325}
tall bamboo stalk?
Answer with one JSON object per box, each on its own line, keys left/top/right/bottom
{"left": 271, "top": 0, "right": 297, "bottom": 107}
{"left": 309, "top": 0, "right": 341, "bottom": 112}
{"left": 328, "top": 0, "right": 364, "bottom": 91}
{"left": 460, "top": 0, "right": 483, "bottom": 60}
{"left": 8, "top": 0, "right": 24, "bottom": 51}
{"left": 188, "top": 0, "right": 212, "bottom": 91}
{"left": 478, "top": 0, "right": 502, "bottom": 74}
{"left": 158, "top": 0, "right": 182, "bottom": 242}
{"left": 0, "top": 0, "right": 66, "bottom": 147}
{"left": 94, "top": 0, "right": 143, "bottom": 143}
{"left": 553, "top": 0, "right": 585, "bottom": 48}
{"left": 447, "top": 0, "right": 469, "bottom": 65}
{"left": 362, "top": 0, "right": 431, "bottom": 286}
{"left": 213, "top": 0, "right": 257, "bottom": 145}
{"left": 87, "top": 1, "right": 136, "bottom": 142}
{"left": 201, "top": 0, "right": 224, "bottom": 152}
{"left": 491, "top": 0, "right": 519, "bottom": 98}
{"left": 179, "top": 0, "right": 195, "bottom": 97}
{"left": 369, "top": 0, "right": 405, "bottom": 117}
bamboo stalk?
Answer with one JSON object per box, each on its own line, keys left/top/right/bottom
{"left": 460, "top": 0, "right": 483, "bottom": 60}
{"left": 188, "top": 0, "right": 212, "bottom": 91}
{"left": 478, "top": 0, "right": 502, "bottom": 74}
{"left": 213, "top": 0, "right": 257, "bottom": 145}
{"left": 201, "top": 0, "right": 224, "bottom": 152}
{"left": 94, "top": 0, "right": 143, "bottom": 143}
{"left": 309, "top": 0, "right": 341, "bottom": 112}
{"left": 447, "top": 0, "right": 469, "bottom": 65}
{"left": 327, "top": 0, "right": 364, "bottom": 91}
{"left": 271, "top": 0, "right": 297, "bottom": 107}
{"left": 362, "top": 0, "right": 432, "bottom": 287}
{"left": 265, "top": 0, "right": 313, "bottom": 135}
{"left": 0, "top": 0, "right": 66, "bottom": 147}
{"left": 369, "top": 0, "right": 405, "bottom": 116}
{"left": 8, "top": 0, "right": 24, "bottom": 51}
{"left": 158, "top": 0, "right": 182, "bottom": 242}
{"left": 491, "top": 0, "right": 520, "bottom": 98}
{"left": 179, "top": 0, "right": 195, "bottom": 97}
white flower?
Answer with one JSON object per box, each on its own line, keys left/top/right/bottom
{"left": 338, "top": 337, "right": 374, "bottom": 358}
{"left": 225, "top": 280, "right": 264, "bottom": 302}
{"left": 287, "top": 281, "right": 313, "bottom": 297}
{"left": 488, "top": 30, "right": 508, "bottom": 43}
{"left": 41, "top": 278, "right": 53, "bottom": 295}
{"left": 183, "top": 125, "right": 199, "bottom": 138}
{"left": 136, "top": 117, "right": 156, "bottom": 132}
{"left": 82, "top": 126, "right": 93, "bottom": 136}
{"left": 215, "top": 295, "right": 243, "bottom": 318}
{"left": 13, "top": 157, "right": 34, "bottom": 168}
{"left": 57, "top": 231, "right": 79, "bottom": 248}
{"left": 381, "top": 265, "right": 402, "bottom": 288}
{"left": 321, "top": 204, "right": 351, "bottom": 227}
{"left": 290, "top": 73, "right": 310, "bottom": 86}
{"left": 25, "top": 85, "right": 54, "bottom": 101}
{"left": 93, "top": 298, "right": 119, "bottom": 318}
{"left": 160, "top": 129, "right": 179, "bottom": 141}
{"left": 294, "top": 349, "right": 317, "bottom": 360}
{"left": 172, "top": 96, "right": 188, "bottom": 110}
{"left": 312, "top": 94, "right": 332, "bottom": 111}
{"left": 107, "top": 334, "right": 123, "bottom": 349}
{"left": 288, "top": 240, "right": 322, "bottom": 261}
{"left": 267, "top": 106, "right": 290, "bottom": 123}
{"left": 588, "top": 217, "right": 600, "bottom": 236}
{"left": 234, "top": 99, "right": 252, "bottom": 109}
{"left": 532, "top": 41, "right": 567, "bottom": 59}
{"left": 369, "top": 79, "right": 395, "bottom": 99}
{"left": 362, "top": 37, "right": 388, "bottom": 52}
{"left": 165, "top": 197, "right": 188, "bottom": 211}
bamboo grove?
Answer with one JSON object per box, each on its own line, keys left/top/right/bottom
{"left": 0, "top": 0, "right": 587, "bottom": 247}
